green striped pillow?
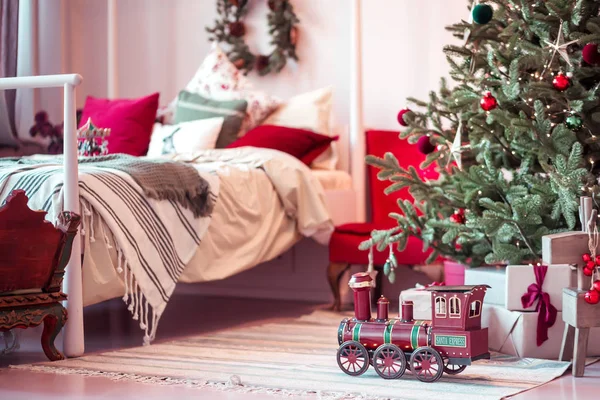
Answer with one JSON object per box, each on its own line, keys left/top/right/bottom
{"left": 174, "top": 90, "right": 248, "bottom": 148}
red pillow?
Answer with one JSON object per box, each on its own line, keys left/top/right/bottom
{"left": 78, "top": 93, "right": 159, "bottom": 156}
{"left": 227, "top": 125, "right": 338, "bottom": 165}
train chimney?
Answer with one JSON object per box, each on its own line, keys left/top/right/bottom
{"left": 401, "top": 300, "right": 414, "bottom": 322}
{"left": 348, "top": 272, "right": 373, "bottom": 321}
{"left": 377, "top": 296, "right": 389, "bottom": 321}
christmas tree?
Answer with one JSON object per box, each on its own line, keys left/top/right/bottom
{"left": 363, "top": 0, "right": 600, "bottom": 280}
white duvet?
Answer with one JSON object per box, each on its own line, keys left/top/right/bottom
{"left": 81, "top": 147, "right": 334, "bottom": 311}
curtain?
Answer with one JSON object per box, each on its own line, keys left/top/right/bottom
{"left": 0, "top": 0, "right": 19, "bottom": 147}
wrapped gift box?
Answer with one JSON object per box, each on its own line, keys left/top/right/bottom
{"left": 482, "top": 304, "right": 600, "bottom": 359}
{"left": 464, "top": 266, "right": 506, "bottom": 306}
{"left": 505, "top": 264, "right": 575, "bottom": 312}
{"left": 398, "top": 288, "right": 431, "bottom": 320}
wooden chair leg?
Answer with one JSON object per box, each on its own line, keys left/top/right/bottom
{"left": 327, "top": 262, "right": 351, "bottom": 312}
{"left": 573, "top": 327, "right": 590, "bottom": 377}
{"left": 559, "top": 324, "right": 575, "bottom": 362}
{"left": 41, "top": 304, "right": 67, "bottom": 361}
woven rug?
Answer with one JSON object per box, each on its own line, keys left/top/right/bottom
{"left": 10, "top": 310, "right": 590, "bottom": 399}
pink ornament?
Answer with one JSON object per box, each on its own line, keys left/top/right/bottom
{"left": 416, "top": 136, "right": 436, "bottom": 155}
{"left": 397, "top": 108, "right": 411, "bottom": 127}
{"left": 582, "top": 43, "right": 600, "bottom": 66}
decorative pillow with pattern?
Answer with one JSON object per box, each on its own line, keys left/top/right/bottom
{"left": 175, "top": 90, "right": 247, "bottom": 148}
{"left": 161, "top": 45, "right": 280, "bottom": 133}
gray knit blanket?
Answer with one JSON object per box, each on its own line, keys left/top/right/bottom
{"left": 0, "top": 154, "right": 213, "bottom": 218}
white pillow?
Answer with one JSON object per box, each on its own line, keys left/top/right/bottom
{"left": 147, "top": 117, "right": 224, "bottom": 157}
{"left": 263, "top": 86, "right": 337, "bottom": 170}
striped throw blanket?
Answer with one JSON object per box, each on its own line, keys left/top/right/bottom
{"left": 0, "top": 159, "right": 219, "bottom": 344}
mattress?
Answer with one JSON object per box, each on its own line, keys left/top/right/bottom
{"left": 311, "top": 169, "right": 352, "bottom": 191}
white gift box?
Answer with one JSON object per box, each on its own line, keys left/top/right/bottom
{"left": 483, "top": 304, "right": 600, "bottom": 359}
{"left": 505, "top": 264, "right": 575, "bottom": 312}
{"left": 398, "top": 289, "right": 431, "bottom": 320}
{"left": 464, "top": 266, "right": 506, "bottom": 306}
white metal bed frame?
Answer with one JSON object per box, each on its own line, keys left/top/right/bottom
{"left": 0, "top": 0, "right": 365, "bottom": 358}
{"left": 0, "top": 74, "right": 84, "bottom": 357}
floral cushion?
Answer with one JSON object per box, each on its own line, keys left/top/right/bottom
{"left": 161, "top": 46, "right": 280, "bottom": 134}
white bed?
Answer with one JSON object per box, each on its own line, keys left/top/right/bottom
{"left": 80, "top": 148, "right": 348, "bottom": 309}
{"left": 0, "top": 0, "right": 366, "bottom": 358}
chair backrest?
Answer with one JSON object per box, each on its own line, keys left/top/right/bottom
{"left": 0, "top": 190, "right": 80, "bottom": 293}
{"left": 366, "top": 130, "right": 438, "bottom": 225}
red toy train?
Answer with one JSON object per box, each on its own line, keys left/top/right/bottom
{"left": 336, "top": 272, "right": 490, "bottom": 382}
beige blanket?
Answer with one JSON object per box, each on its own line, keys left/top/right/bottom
{"left": 81, "top": 147, "right": 334, "bottom": 307}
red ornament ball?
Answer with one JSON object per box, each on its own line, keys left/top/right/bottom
{"left": 552, "top": 73, "right": 571, "bottom": 91}
{"left": 584, "top": 267, "right": 594, "bottom": 277}
{"left": 587, "top": 260, "right": 596, "bottom": 270}
{"left": 596, "top": 255, "right": 600, "bottom": 265}
{"left": 585, "top": 289, "right": 600, "bottom": 305}
{"left": 417, "top": 136, "right": 436, "bottom": 155}
{"left": 397, "top": 108, "right": 411, "bottom": 127}
{"left": 594, "top": 280, "right": 600, "bottom": 292}
{"left": 582, "top": 43, "right": 600, "bottom": 66}
{"left": 450, "top": 209, "right": 466, "bottom": 224}
{"left": 583, "top": 253, "right": 592, "bottom": 262}
{"left": 480, "top": 91, "right": 498, "bottom": 111}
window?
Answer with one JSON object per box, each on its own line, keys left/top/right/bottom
{"left": 435, "top": 297, "right": 447, "bottom": 317}
{"left": 469, "top": 300, "right": 481, "bottom": 318}
{"left": 449, "top": 297, "right": 461, "bottom": 318}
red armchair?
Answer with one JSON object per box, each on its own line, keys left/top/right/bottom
{"left": 327, "top": 130, "right": 437, "bottom": 310}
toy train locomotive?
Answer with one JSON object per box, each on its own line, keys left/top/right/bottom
{"left": 336, "top": 272, "right": 490, "bottom": 383}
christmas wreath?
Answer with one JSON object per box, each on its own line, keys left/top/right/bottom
{"left": 206, "top": 0, "right": 299, "bottom": 76}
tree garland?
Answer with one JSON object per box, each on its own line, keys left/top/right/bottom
{"left": 206, "top": 0, "right": 299, "bottom": 76}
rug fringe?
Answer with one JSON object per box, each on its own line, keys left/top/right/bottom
{"left": 8, "top": 365, "right": 385, "bottom": 400}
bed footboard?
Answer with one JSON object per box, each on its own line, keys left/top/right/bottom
{"left": 0, "top": 74, "right": 84, "bottom": 358}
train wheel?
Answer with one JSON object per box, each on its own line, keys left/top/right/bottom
{"left": 443, "top": 358, "right": 467, "bottom": 375}
{"left": 373, "top": 344, "right": 406, "bottom": 379}
{"left": 409, "top": 346, "right": 444, "bottom": 383}
{"left": 337, "top": 341, "right": 370, "bottom": 376}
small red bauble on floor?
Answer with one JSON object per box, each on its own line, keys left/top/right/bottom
{"left": 552, "top": 73, "right": 571, "bottom": 91}
{"left": 480, "top": 91, "right": 498, "bottom": 111}
{"left": 397, "top": 108, "right": 411, "bottom": 127}
{"left": 417, "top": 136, "right": 436, "bottom": 155}
{"left": 584, "top": 267, "right": 594, "bottom": 277}
{"left": 593, "top": 280, "right": 600, "bottom": 292}
{"left": 585, "top": 289, "right": 600, "bottom": 305}
{"left": 583, "top": 43, "right": 600, "bottom": 66}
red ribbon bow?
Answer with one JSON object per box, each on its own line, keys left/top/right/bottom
{"left": 520, "top": 264, "right": 558, "bottom": 346}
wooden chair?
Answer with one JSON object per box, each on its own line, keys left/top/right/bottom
{"left": 0, "top": 190, "right": 80, "bottom": 361}
{"left": 327, "top": 130, "right": 437, "bottom": 311}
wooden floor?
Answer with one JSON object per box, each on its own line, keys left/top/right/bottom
{"left": 1, "top": 294, "right": 599, "bottom": 399}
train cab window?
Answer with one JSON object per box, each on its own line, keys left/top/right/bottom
{"left": 469, "top": 300, "right": 481, "bottom": 318}
{"left": 435, "top": 297, "right": 447, "bottom": 317}
{"left": 449, "top": 297, "right": 461, "bottom": 318}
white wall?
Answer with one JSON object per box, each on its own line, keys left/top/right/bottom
{"left": 41, "top": 0, "right": 467, "bottom": 136}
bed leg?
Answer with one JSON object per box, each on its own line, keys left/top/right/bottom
{"left": 63, "top": 237, "right": 85, "bottom": 357}
{"left": 327, "top": 262, "right": 351, "bottom": 312}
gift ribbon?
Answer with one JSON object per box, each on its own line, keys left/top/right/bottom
{"left": 520, "top": 264, "right": 558, "bottom": 347}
